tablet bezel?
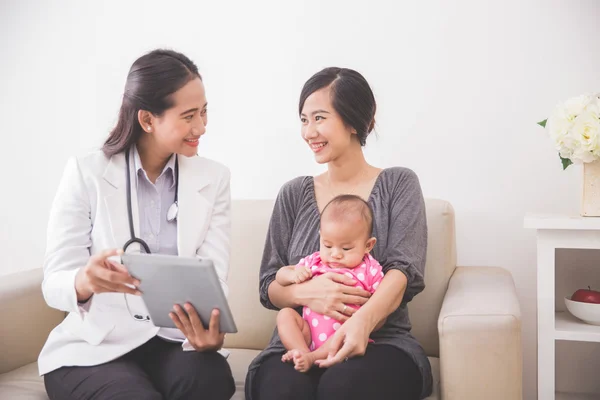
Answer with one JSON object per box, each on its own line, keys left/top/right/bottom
{"left": 121, "top": 253, "right": 237, "bottom": 334}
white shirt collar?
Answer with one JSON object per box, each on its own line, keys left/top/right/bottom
{"left": 132, "top": 145, "right": 177, "bottom": 188}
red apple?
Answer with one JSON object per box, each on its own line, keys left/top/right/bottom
{"left": 571, "top": 286, "right": 600, "bottom": 304}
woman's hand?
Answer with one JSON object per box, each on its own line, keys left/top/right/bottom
{"left": 316, "top": 270, "right": 409, "bottom": 367}
{"left": 170, "top": 304, "right": 225, "bottom": 352}
{"left": 315, "top": 314, "right": 372, "bottom": 368}
{"left": 75, "top": 249, "right": 140, "bottom": 302}
{"left": 300, "top": 272, "right": 371, "bottom": 322}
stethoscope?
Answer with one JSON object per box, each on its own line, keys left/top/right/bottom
{"left": 123, "top": 148, "right": 179, "bottom": 254}
{"left": 122, "top": 148, "right": 179, "bottom": 322}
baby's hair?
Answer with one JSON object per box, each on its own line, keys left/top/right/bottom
{"left": 320, "top": 194, "right": 374, "bottom": 237}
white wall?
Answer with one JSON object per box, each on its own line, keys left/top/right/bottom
{"left": 1, "top": 0, "right": 599, "bottom": 398}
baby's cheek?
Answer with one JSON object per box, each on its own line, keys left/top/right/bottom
{"left": 348, "top": 252, "right": 365, "bottom": 267}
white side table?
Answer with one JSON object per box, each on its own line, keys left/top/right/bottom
{"left": 525, "top": 214, "right": 600, "bottom": 400}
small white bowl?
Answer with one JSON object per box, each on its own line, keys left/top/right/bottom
{"left": 565, "top": 296, "right": 600, "bottom": 325}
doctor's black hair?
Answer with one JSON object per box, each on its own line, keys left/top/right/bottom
{"left": 102, "top": 49, "right": 201, "bottom": 157}
{"left": 298, "top": 67, "right": 376, "bottom": 146}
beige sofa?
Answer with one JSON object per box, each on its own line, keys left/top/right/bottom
{"left": 0, "top": 199, "right": 522, "bottom": 399}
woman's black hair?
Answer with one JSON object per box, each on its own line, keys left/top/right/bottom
{"left": 299, "top": 67, "right": 376, "bottom": 146}
{"left": 102, "top": 49, "right": 201, "bottom": 157}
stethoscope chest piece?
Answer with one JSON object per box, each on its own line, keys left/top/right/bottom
{"left": 167, "top": 201, "right": 178, "bottom": 222}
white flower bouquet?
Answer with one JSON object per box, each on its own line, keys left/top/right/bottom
{"left": 538, "top": 93, "right": 600, "bottom": 170}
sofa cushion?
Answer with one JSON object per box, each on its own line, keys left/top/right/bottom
{"left": 0, "top": 356, "right": 440, "bottom": 400}
{"left": 427, "top": 357, "right": 441, "bottom": 400}
{"left": 0, "top": 268, "right": 64, "bottom": 375}
{"left": 227, "top": 349, "right": 261, "bottom": 400}
{"left": 0, "top": 362, "right": 46, "bottom": 400}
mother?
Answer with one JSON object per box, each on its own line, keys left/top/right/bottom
{"left": 245, "top": 67, "right": 433, "bottom": 400}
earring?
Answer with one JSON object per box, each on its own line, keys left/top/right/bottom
{"left": 147, "top": 126, "right": 152, "bottom": 131}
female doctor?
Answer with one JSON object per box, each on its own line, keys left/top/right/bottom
{"left": 38, "top": 49, "right": 235, "bottom": 400}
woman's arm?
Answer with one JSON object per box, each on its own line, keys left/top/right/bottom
{"left": 353, "top": 269, "right": 407, "bottom": 331}
{"left": 258, "top": 179, "right": 301, "bottom": 310}
{"left": 43, "top": 157, "right": 94, "bottom": 314}
{"left": 270, "top": 272, "right": 371, "bottom": 321}
{"left": 380, "top": 168, "right": 427, "bottom": 303}
{"left": 271, "top": 257, "right": 315, "bottom": 306}
{"left": 362, "top": 168, "right": 427, "bottom": 322}
{"left": 267, "top": 279, "right": 302, "bottom": 309}
{"left": 352, "top": 168, "right": 427, "bottom": 331}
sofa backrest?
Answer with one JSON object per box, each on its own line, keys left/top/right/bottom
{"left": 223, "top": 198, "right": 457, "bottom": 357}
{"left": 409, "top": 198, "right": 457, "bottom": 357}
{"left": 223, "top": 200, "right": 278, "bottom": 350}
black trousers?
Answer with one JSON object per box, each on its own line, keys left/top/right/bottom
{"left": 252, "top": 344, "right": 422, "bottom": 400}
{"left": 44, "top": 337, "right": 235, "bottom": 400}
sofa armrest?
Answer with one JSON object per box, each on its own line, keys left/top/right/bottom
{"left": 438, "top": 266, "right": 522, "bottom": 400}
{"left": 0, "top": 268, "right": 64, "bottom": 374}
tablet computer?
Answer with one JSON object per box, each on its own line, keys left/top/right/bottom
{"left": 121, "top": 253, "right": 237, "bottom": 333}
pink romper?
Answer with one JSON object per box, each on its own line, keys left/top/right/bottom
{"left": 296, "top": 252, "right": 384, "bottom": 351}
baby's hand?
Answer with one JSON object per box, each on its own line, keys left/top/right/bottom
{"left": 294, "top": 266, "right": 312, "bottom": 284}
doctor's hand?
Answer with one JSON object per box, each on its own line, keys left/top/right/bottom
{"left": 170, "top": 304, "right": 225, "bottom": 352}
{"left": 75, "top": 249, "right": 141, "bottom": 302}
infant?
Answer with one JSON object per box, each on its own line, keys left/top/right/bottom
{"left": 275, "top": 194, "right": 384, "bottom": 372}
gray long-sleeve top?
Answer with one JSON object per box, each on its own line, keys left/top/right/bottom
{"left": 245, "top": 167, "right": 433, "bottom": 400}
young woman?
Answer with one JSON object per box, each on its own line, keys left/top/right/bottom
{"left": 39, "top": 49, "right": 235, "bottom": 400}
{"left": 246, "top": 67, "right": 433, "bottom": 400}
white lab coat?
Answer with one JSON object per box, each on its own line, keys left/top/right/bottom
{"left": 37, "top": 150, "right": 231, "bottom": 376}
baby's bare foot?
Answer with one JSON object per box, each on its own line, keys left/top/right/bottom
{"left": 292, "top": 350, "right": 316, "bottom": 372}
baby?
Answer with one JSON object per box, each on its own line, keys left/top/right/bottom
{"left": 275, "top": 194, "right": 384, "bottom": 372}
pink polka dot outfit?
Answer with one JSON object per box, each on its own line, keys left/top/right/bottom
{"left": 296, "top": 252, "right": 384, "bottom": 351}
